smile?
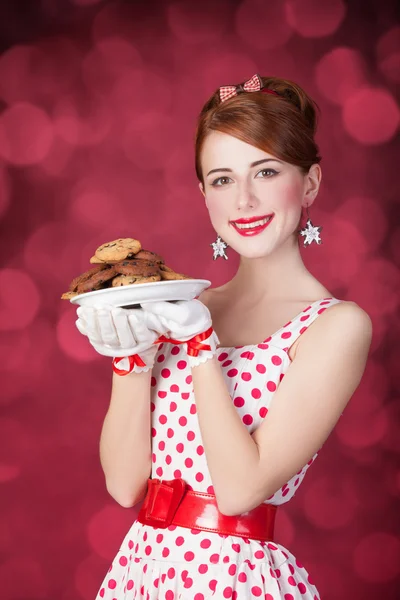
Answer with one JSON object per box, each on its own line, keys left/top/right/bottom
{"left": 231, "top": 215, "right": 274, "bottom": 236}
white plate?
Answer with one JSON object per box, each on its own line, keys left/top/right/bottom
{"left": 70, "top": 279, "right": 212, "bottom": 308}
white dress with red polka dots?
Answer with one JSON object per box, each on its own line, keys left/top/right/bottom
{"left": 96, "top": 297, "right": 342, "bottom": 600}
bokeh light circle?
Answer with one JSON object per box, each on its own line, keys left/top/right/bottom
{"left": 342, "top": 87, "right": 400, "bottom": 144}
{"left": 0, "top": 269, "right": 41, "bottom": 331}
{"left": 235, "top": 0, "right": 293, "bottom": 50}
{"left": 335, "top": 406, "right": 388, "bottom": 449}
{"left": 285, "top": 0, "right": 346, "bottom": 37}
{"left": 315, "top": 47, "right": 367, "bottom": 105}
{"left": 56, "top": 309, "right": 102, "bottom": 363}
{"left": 0, "top": 102, "right": 54, "bottom": 165}
{"left": 376, "top": 26, "right": 400, "bottom": 83}
{"left": 87, "top": 504, "right": 138, "bottom": 560}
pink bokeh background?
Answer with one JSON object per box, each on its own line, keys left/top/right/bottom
{"left": 0, "top": 0, "right": 399, "bottom": 598}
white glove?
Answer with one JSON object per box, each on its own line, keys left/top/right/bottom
{"left": 141, "top": 299, "right": 220, "bottom": 367}
{"left": 75, "top": 304, "right": 169, "bottom": 374}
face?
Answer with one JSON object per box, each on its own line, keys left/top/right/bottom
{"left": 199, "top": 131, "right": 320, "bottom": 258}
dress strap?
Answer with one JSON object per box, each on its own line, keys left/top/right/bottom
{"left": 267, "top": 297, "right": 343, "bottom": 353}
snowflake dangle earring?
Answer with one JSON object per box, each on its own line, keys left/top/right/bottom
{"left": 210, "top": 235, "right": 229, "bottom": 260}
{"left": 299, "top": 205, "right": 322, "bottom": 247}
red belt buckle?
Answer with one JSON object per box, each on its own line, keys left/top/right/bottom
{"left": 137, "top": 478, "right": 187, "bottom": 529}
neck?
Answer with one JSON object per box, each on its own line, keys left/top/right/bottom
{"left": 228, "top": 236, "right": 315, "bottom": 305}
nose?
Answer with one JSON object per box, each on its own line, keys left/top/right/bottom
{"left": 235, "top": 181, "right": 259, "bottom": 211}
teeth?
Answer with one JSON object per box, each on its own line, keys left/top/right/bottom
{"left": 234, "top": 216, "right": 271, "bottom": 229}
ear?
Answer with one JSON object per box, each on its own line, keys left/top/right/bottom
{"left": 302, "top": 164, "right": 321, "bottom": 209}
{"left": 198, "top": 181, "right": 205, "bottom": 197}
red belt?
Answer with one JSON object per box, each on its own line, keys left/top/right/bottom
{"left": 137, "top": 477, "right": 277, "bottom": 542}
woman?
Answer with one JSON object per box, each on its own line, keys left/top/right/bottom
{"left": 77, "top": 74, "right": 372, "bottom": 599}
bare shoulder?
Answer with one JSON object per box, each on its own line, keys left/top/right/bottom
{"left": 297, "top": 299, "right": 373, "bottom": 358}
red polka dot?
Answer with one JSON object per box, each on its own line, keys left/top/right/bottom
{"left": 159, "top": 414, "right": 167, "bottom": 424}
{"left": 271, "top": 355, "right": 283, "bottom": 365}
{"left": 127, "top": 580, "right": 134, "bottom": 590}
{"left": 251, "top": 388, "right": 261, "bottom": 399}
{"left": 267, "top": 381, "right": 277, "bottom": 392}
{"left": 281, "top": 331, "right": 292, "bottom": 339}
{"left": 242, "top": 414, "right": 253, "bottom": 425}
{"left": 175, "top": 536, "right": 184, "bottom": 546}
{"left": 169, "top": 401, "right": 177, "bottom": 412}
{"left": 223, "top": 587, "right": 233, "bottom": 598}
{"left": 209, "top": 580, "right": 217, "bottom": 592}
{"left": 234, "top": 396, "right": 245, "bottom": 407}
{"left": 167, "top": 428, "right": 174, "bottom": 438}
{"left": 227, "top": 368, "right": 238, "bottom": 377}
{"left": 185, "top": 457, "right": 193, "bottom": 468}
{"left": 170, "top": 384, "right": 179, "bottom": 392}
{"left": 256, "top": 363, "right": 266, "bottom": 373}
{"left": 238, "top": 571, "right": 247, "bottom": 582}
{"left": 177, "top": 360, "right": 187, "bottom": 369}
{"left": 184, "top": 551, "right": 195, "bottom": 561}
{"left": 187, "top": 430, "right": 195, "bottom": 441}
{"left": 298, "top": 582, "right": 307, "bottom": 593}
{"left": 259, "top": 407, "right": 268, "bottom": 418}
{"left": 242, "top": 350, "right": 255, "bottom": 359}
{"left": 198, "top": 564, "right": 208, "bottom": 574}
{"left": 218, "top": 352, "right": 229, "bottom": 361}
{"left": 179, "top": 416, "right": 187, "bottom": 426}
{"left": 288, "top": 575, "right": 296, "bottom": 586}
{"left": 251, "top": 586, "right": 262, "bottom": 596}
{"left": 161, "top": 368, "right": 171, "bottom": 377}
{"left": 241, "top": 372, "right": 252, "bottom": 381}
{"left": 196, "top": 445, "right": 204, "bottom": 455}
{"left": 228, "top": 564, "right": 237, "bottom": 575}
{"left": 210, "top": 553, "right": 219, "bottom": 563}
{"left": 119, "top": 555, "right": 127, "bottom": 566}
{"left": 222, "top": 360, "right": 233, "bottom": 367}
{"left": 108, "top": 579, "right": 117, "bottom": 589}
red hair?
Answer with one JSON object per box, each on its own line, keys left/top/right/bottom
{"left": 195, "top": 76, "right": 322, "bottom": 185}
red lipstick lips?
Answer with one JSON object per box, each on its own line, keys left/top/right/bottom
{"left": 231, "top": 214, "right": 274, "bottom": 236}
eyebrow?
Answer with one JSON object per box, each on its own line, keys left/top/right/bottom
{"left": 206, "top": 158, "right": 284, "bottom": 177}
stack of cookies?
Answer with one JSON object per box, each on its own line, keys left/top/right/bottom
{"left": 61, "top": 237, "right": 192, "bottom": 300}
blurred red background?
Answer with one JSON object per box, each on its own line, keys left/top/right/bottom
{"left": 0, "top": 0, "right": 399, "bottom": 598}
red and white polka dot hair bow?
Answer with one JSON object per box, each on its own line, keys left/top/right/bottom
{"left": 219, "top": 73, "right": 279, "bottom": 103}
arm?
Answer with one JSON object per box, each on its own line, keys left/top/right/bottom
{"left": 191, "top": 302, "right": 373, "bottom": 516}
{"left": 99, "top": 369, "right": 152, "bottom": 508}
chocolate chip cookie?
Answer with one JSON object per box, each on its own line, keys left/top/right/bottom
{"left": 94, "top": 238, "right": 141, "bottom": 262}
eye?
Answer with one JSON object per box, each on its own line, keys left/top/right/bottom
{"left": 256, "top": 168, "right": 278, "bottom": 178}
{"left": 211, "top": 176, "right": 232, "bottom": 187}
